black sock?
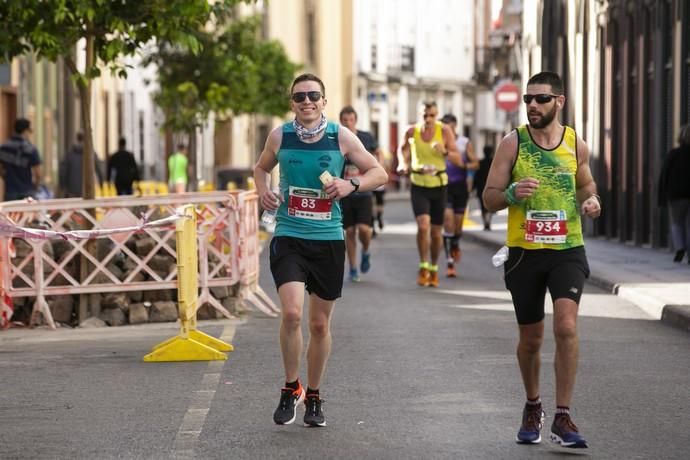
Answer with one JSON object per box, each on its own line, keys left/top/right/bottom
{"left": 306, "top": 387, "right": 319, "bottom": 397}
{"left": 443, "top": 235, "right": 452, "bottom": 259}
{"left": 285, "top": 379, "right": 300, "bottom": 390}
{"left": 451, "top": 234, "right": 461, "bottom": 250}
{"left": 526, "top": 396, "right": 541, "bottom": 406}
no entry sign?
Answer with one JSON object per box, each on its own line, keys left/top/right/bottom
{"left": 495, "top": 81, "right": 521, "bottom": 112}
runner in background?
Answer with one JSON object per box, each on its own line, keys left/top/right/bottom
{"left": 440, "top": 114, "right": 478, "bottom": 278}
{"left": 339, "top": 106, "right": 382, "bottom": 282}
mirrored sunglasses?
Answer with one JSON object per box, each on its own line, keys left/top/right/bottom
{"left": 291, "top": 91, "right": 322, "bottom": 103}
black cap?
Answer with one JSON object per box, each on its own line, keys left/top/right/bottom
{"left": 14, "top": 118, "right": 31, "bottom": 134}
{"left": 440, "top": 113, "right": 457, "bottom": 124}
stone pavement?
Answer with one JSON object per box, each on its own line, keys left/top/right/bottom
{"left": 385, "top": 189, "right": 689, "bottom": 332}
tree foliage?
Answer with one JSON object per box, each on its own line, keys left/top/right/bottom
{"left": 0, "top": 0, "right": 244, "bottom": 198}
{"left": 146, "top": 15, "right": 300, "bottom": 133}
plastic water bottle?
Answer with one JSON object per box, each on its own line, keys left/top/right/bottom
{"left": 261, "top": 188, "right": 280, "bottom": 225}
{"left": 491, "top": 245, "right": 509, "bottom": 267}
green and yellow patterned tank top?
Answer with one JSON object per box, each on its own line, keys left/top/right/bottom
{"left": 506, "top": 125, "right": 584, "bottom": 250}
{"left": 410, "top": 122, "right": 448, "bottom": 187}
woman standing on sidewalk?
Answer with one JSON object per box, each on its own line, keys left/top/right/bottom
{"left": 659, "top": 124, "right": 690, "bottom": 263}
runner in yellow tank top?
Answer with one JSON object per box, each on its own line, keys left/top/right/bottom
{"left": 398, "top": 101, "right": 462, "bottom": 287}
{"left": 483, "top": 72, "right": 601, "bottom": 450}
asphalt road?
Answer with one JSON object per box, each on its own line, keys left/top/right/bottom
{"left": 0, "top": 198, "right": 688, "bottom": 459}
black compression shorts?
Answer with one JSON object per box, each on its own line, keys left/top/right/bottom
{"left": 446, "top": 181, "right": 469, "bottom": 214}
{"left": 341, "top": 194, "right": 373, "bottom": 228}
{"left": 503, "top": 246, "right": 590, "bottom": 325}
{"left": 410, "top": 184, "right": 447, "bottom": 225}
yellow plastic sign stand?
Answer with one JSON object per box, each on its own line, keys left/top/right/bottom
{"left": 144, "top": 205, "right": 233, "bottom": 362}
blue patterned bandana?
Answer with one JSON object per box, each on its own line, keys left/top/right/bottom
{"left": 293, "top": 114, "right": 327, "bottom": 141}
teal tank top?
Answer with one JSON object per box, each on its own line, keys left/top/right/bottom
{"left": 274, "top": 121, "right": 345, "bottom": 240}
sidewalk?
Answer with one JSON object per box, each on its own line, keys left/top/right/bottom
{"left": 387, "top": 188, "right": 689, "bottom": 331}
{"left": 463, "top": 220, "right": 690, "bottom": 332}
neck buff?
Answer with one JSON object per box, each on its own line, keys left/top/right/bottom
{"left": 293, "top": 114, "right": 327, "bottom": 141}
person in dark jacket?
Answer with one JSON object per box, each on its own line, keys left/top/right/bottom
{"left": 659, "top": 124, "right": 690, "bottom": 263}
{"left": 107, "top": 137, "right": 140, "bottom": 195}
{"left": 59, "top": 133, "right": 104, "bottom": 198}
{"left": 0, "top": 118, "right": 42, "bottom": 201}
{"left": 474, "top": 145, "right": 495, "bottom": 230}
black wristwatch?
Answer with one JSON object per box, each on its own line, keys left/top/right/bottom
{"left": 349, "top": 177, "right": 360, "bottom": 193}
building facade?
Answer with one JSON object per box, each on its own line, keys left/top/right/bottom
{"left": 352, "top": 0, "right": 477, "bottom": 157}
{"left": 522, "top": 0, "right": 690, "bottom": 248}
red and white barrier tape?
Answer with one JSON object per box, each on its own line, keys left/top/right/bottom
{"left": 0, "top": 211, "right": 186, "bottom": 241}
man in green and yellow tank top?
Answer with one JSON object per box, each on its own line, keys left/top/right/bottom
{"left": 254, "top": 74, "right": 387, "bottom": 427}
{"left": 398, "top": 101, "right": 462, "bottom": 287}
{"left": 483, "top": 72, "right": 601, "bottom": 449}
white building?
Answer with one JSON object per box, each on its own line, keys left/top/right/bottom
{"left": 353, "top": 0, "right": 477, "bottom": 156}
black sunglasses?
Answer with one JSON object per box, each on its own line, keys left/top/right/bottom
{"left": 523, "top": 93, "right": 560, "bottom": 104}
{"left": 291, "top": 91, "right": 322, "bottom": 103}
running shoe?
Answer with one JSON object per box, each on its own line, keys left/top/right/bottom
{"left": 417, "top": 268, "right": 430, "bottom": 287}
{"left": 273, "top": 382, "right": 305, "bottom": 425}
{"left": 451, "top": 246, "right": 462, "bottom": 263}
{"left": 549, "top": 413, "right": 588, "bottom": 448}
{"left": 349, "top": 268, "right": 361, "bottom": 282}
{"left": 303, "top": 394, "right": 326, "bottom": 427}
{"left": 516, "top": 402, "right": 545, "bottom": 444}
{"left": 446, "top": 262, "right": 456, "bottom": 278}
{"left": 428, "top": 270, "right": 439, "bottom": 287}
{"left": 360, "top": 252, "right": 371, "bottom": 273}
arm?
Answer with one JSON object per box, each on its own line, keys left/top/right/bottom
{"left": 327, "top": 126, "right": 388, "bottom": 199}
{"left": 482, "top": 131, "right": 539, "bottom": 212}
{"left": 397, "top": 127, "right": 414, "bottom": 175}
{"left": 253, "top": 127, "right": 282, "bottom": 211}
{"left": 438, "top": 125, "right": 463, "bottom": 167}
{"left": 30, "top": 148, "right": 42, "bottom": 189}
{"left": 131, "top": 154, "right": 140, "bottom": 182}
{"left": 31, "top": 165, "right": 42, "bottom": 189}
{"left": 465, "top": 142, "right": 479, "bottom": 171}
{"left": 574, "top": 137, "right": 601, "bottom": 219}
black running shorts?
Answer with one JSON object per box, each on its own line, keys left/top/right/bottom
{"left": 269, "top": 236, "right": 346, "bottom": 301}
{"left": 446, "top": 180, "right": 469, "bottom": 214}
{"left": 503, "top": 246, "right": 590, "bottom": 325}
{"left": 373, "top": 190, "right": 385, "bottom": 206}
{"left": 341, "top": 194, "right": 373, "bottom": 228}
{"left": 410, "top": 184, "right": 448, "bottom": 225}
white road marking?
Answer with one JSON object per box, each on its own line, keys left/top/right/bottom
{"left": 434, "top": 289, "right": 655, "bottom": 320}
{"left": 171, "top": 324, "right": 236, "bottom": 458}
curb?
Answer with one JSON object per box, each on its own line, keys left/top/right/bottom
{"left": 660, "top": 305, "right": 690, "bottom": 333}
{"left": 464, "top": 232, "right": 690, "bottom": 333}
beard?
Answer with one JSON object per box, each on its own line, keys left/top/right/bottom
{"left": 527, "top": 103, "right": 558, "bottom": 129}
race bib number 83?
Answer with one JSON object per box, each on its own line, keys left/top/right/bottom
{"left": 287, "top": 186, "right": 333, "bottom": 220}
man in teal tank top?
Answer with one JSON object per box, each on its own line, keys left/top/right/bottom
{"left": 254, "top": 73, "right": 387, "bottom": 427}
{"left": 483, "top": 72, "right": 601, "bottom": 449}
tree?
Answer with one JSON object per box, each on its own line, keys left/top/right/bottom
{"left": 0, "top": 0, "right": 244, "bottom": 199}
{"left": 145, "top": 15, "right": 300, "bottom": 181}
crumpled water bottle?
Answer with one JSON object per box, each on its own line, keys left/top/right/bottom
{"left": 261, "top": 188, "right": 280, "bottom": 225}
{"left": 491, "top": 245, "right": 509, "bottom": 267}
